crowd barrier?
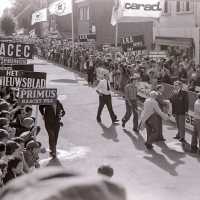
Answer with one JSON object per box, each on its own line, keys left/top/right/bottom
{"left": 137, "top": 81, "right": 198, "bottom": 131}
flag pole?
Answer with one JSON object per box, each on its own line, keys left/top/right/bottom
{"left": 71, "top": 0, "right": 75, "bottom": 68}
{"left": 115, "top": 22, "right": 118, "bottom": 47}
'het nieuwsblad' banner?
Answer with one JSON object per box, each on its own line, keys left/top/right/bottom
{"left": 0, "top": 70, "right": 46, "bottom": 88}
{"left": 0, "top": 41, "right": 34, "bottom": 59}
{"left": 0, "top": 64, "right": 34, "bottom": 72}
{"left": 18, "top": 88, "right": 57, "bottom": 105}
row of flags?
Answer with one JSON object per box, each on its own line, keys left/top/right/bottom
{"left": 31, "top": 0, "right": 72, "bottom": 25}
{"left": 111, "top": 0, "right": 165, "bottom": 26}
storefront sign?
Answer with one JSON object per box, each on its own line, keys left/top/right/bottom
{"left": 0, "top": 70, "right": 46, "bottom": 88}
{"left": 0, "top": 41, "right": 34, "bottom": 59}
{"left": 18, "top": 88, "right": 57, "bottom": 105}
{"left": 0, "top": 64, "right": 34, "bottom": 72}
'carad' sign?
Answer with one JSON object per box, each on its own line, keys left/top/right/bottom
{"left": 0, "top": 70, "right": 46, "bottom": 88}
{"left": 18, "top": 88, "right": 57, "bottom": 105}
{"left": 0, "top": 41, "right": 34, "bottom": 59}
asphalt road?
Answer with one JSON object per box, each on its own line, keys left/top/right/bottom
{"left": 33, "top": 58, "right": 200, "bottom": 200}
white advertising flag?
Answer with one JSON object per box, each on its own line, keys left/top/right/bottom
{"left": 31, "top": 8, "right": 47, "bottom": 25}
{"left": 111, "top": 0, "right": 165, "bottom": 25}
{"left": 49, "top": 0, "right": 72, "bottom": 16}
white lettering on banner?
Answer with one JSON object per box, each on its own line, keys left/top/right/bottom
{"left": 24, "top": 46, "right": 31, "bottom": 58}
{"left": 0, "top": 44, "right": 5, "bottom": 56}
{"left": 16, "top": 44, "right": 22, "bottom": 57}
{"left": 7, "top": 44, "right": 14, "bottom": 57}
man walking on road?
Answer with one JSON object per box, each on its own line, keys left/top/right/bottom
{"left": 39, "top": 99, "right": 65, "bottom": 158}
{"left": 170, "top": 81, "right": 189, "bottom": 143}
{"left": 122, "top": 75, "right": 138, "bottom": 132}
{"left": 96, "top": 73, "right": 119, "bottom": 124}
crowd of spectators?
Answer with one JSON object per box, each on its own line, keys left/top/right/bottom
{"left": 33, "top": 37, "right": 200, "bottom": 93}
{"left": 0, "top": 86, "right": 41, "bottom": 188}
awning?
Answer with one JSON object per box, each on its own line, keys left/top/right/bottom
{"left": 155, "top": 37, "right": 193, "bottom": 48}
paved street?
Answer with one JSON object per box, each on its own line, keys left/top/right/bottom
{"left": 34, "top": 58, "right": 200, "bottom": 200}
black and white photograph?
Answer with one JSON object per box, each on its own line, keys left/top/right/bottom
{"left": 0, "top": 0, "right": 199, "bottom": 200}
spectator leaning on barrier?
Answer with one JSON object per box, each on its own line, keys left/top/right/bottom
{"left": 140, "top": 91, "right": 169, "bottom": 150}
{"left": 170, "top": 81, "right": 189, "bottom": 143}
{"left": 191, "top": 92, "right": 200, "bottom": 153}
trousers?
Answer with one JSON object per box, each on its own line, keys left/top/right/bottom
{"left": 97, "top": 94, "right": 116, "bottom": 122}
{"left": 122, "top": 100, "right": 138, "bottom": 129}
{"left": 175, "top": 114, "right": 185, "bottom": 139}
{"left": 191, "top": 119, "right": 200, "bottom": 148}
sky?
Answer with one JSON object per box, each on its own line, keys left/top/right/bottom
{"left": 0, "top": 0, "right": 13, "bottom": 17}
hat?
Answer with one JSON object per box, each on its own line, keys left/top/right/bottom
{"left": 0, "top": 167, "right": 126, "bottom": 200}
{"left": 26, "top": 140, "right": 40, "bottom": 150}
{"left": 0, "top": 129, "right": 9, "bottom": 140}
{"left": 21, "top": 117, "right": 34, "bottom": 129}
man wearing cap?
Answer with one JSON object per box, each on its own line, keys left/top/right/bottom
{"left": 140, "top": 91, "right": 169, "bottom": 149}
{"left": 191, "top": 92, "right": 200, "bottom": 153}
{"left": 96, "top": 73, "right": 119, "bottom": 123}
{"left": 122, "top": 75, "right": 138, "bottom": 132}
{"left": 170, "top": 81, "right": 189, "bottom": 143}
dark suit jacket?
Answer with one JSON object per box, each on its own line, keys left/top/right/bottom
{"left": 170, "top": 90, "right": 189, "bottom": 115}
{"left": 39, "top": 100, "right": 65, "bottom": 128}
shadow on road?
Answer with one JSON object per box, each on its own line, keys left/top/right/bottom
{"left": 99, "top": 123, "right": 120, "bottom": 142}
{"left": 144, "top": 150, "right": 181, "bottom": 176}
{"left": 123, "top": 129, "right": 146, "bottom": 151}
{"left": 46, "top": 158, "right": 62, "bottom": 167}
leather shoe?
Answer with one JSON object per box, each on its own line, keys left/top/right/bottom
{"left": 122, "top": 120, "right": 125, "bottom": 128}
{"left": 179, "top": 138, "right": 186, "bottom": 143}
{"left": 112, "top": 119, "right": 119, "bottom": 123}
{"left": 173, "top": 135, "right": 180, "bottom": 140}
{"left": 145, "top": 143, "right": 153, "bottom": 150}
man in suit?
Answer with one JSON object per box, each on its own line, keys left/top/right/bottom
{"left": 39, "top": 99, "right": 65, "bottom": 158}
{"left": 96, "top": 73, "right": 119, "bottom": 123}
{"left": 170, "top": 81, "right": 189, "bottom": 143}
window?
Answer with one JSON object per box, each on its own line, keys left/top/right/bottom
{"left": 79, "top": 6, "right": 90, "bottom": 21}
{"left": 164, "top": 0, "right": 168, "bottom": 13}
{"left": 176, "top": 0, "right": 181, "bottom": 12}
{"left": 185, "top": 0, "right": 190, "bottom": 12}
{"left": 79, "top": 8, "right": 84, "bottom": 20}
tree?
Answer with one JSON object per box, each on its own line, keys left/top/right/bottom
{"left": 1, "top": 16, "right": 16, "bottom": 35}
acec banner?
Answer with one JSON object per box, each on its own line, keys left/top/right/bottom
{"left": 111, "top": 0, "right": 165, "bottom": 25}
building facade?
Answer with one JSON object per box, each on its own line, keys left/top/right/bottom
{"left": 154, "top": 0, "right": 200, "bottom": 64}
{"left": 75, "top": 0, "right": 153, "bottom": 49}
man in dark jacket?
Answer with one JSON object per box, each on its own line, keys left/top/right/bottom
{"left": 39, "top": 99, "right": 65, "bottom": 158}
{"left": 170, "top": 81, "right": 189, "bottom": 143}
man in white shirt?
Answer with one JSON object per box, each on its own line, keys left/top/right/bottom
{"left": 191, "top": 92, "right": 200, "bottom": 153}
{"left": 140, "top": 91, "right": 168, "bottom": 149}
{"left": 96, "top": 73, "right": 119, "bottom": 123}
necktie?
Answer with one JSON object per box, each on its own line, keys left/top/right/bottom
{"left": 107, "top": 80, "right": 110, "bottom": 91}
